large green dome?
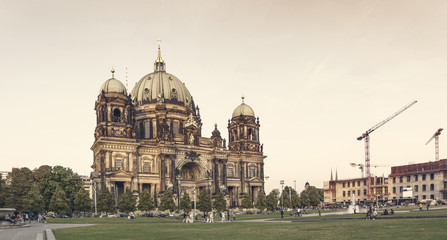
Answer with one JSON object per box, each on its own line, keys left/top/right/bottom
{"left": 130, "top": 71, "right": 193, "bottom": 108}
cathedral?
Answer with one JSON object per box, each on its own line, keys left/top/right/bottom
{"left": 90, "top": 46, "right": 266, "bottom": 208}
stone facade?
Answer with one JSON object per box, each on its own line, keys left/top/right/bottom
{"left": 389, "top": 159, "right": 447, "bottom": 202}
{"left": 324, "top": 160, "right": 447, "bottom": 204}
{"left": 90, "top": 47, "right": 266, "bottom": 208}
{"left": 323, "top": 176, "right": 389, "bottom": 204}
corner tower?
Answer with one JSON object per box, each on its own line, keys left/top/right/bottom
{"left": 94, "top": 70, "right": 134, "bottom": 140}
{"left": 228, "top": 96, "right": 262, "bottom": 152}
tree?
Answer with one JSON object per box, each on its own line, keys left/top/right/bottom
{"left": 138, "top": 190, "right": 155, "bottom": 212}
{"left": 300, "top": 186, "right": 323, "bottom": 208}
{"left": 159, "top": 190, "right": 175, "bottom": 212}
{"left": 7, "top": 167, "right": 33, "bottom": 211}
{"left": 42, "top": 166, "right": 83, "bottom": 212}
{"left": 197, "top": 190, "right": 212, "bottom": 214}
{"left": 0, "top": 174, "right": 8, "bottom": 208}
{"left": 32, "top": 165, "right": 52, "bottom": 192}
{"left": 179, "top": 192, "right": 192, "bottom": 213}
{"left": 49, "top": 184, "right": 71, "bottom": 215}
{"left": 255, "top": 191, "right": 267, "bottom": 210}
{"left": 23, "top": 184, "right": 45, "bottom": 215}
{"left": 119, "top": 188, "right": 136, "bottom": 214}
{"left": 265, "top": 189, "right": 279, "bottom": 211}
{"left": 97, "top": 186, "right": 115, "bottom": 214}
{"left": 280, "top": 186, "right": 299, "bottom": 208}
{"left": 8, "top": 167, "right": 33, "bottom": 211}
{"left": 241, "top": 193, "right": 253, "bottom": 209}
{"left": 213, "top": 192, "right": 226, "bottom": 212}
{"left": 74, "top": 188, "right": 92, "bottom": 215}
{"left": 292, "top": 191, "right": 301, "bottom": 208}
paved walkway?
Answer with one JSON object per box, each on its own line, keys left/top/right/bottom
{"left": 0, "top": 222, "right": 95, "bottom": 240}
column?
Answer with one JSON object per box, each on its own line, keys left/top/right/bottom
{"left": 100, "top": 151, "right": 106, "bottom": 186}
{"left": 160, "top": 157, "right": 166, "bottom": 191}
{"left": 236, "top": 186, "right": 239, "bottom": 207}
{"left": 260, "top": 163, "right": 264, "bottom": 179}
{"left": 171, "top": 157, "right": 175, "bottom": 183}
{"left": 154, "top": 184, "right": 158, "bottom": 207}
{"left": 152, "top": 119, "right": 157, "bottom": 138}
{"left": 214, "top": 159, "right": 219, "bottom": 194}
{"left": 223, "top": 160, "right": 227, "bottom": 187}
{"left": 128, "top": 153, "right": 133, "bottom": 172}
{"left": 109, "top": 152, "right": 113, "bottom": 169}
{"left": 260, "top": 163, "right": 265, "bottom": 192}
{"left": 240, "top": 161, "right": 245, "bottom": 193}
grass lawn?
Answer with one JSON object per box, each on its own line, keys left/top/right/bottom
{"left": 47, "top": 207, "right": 447, "bottom": 223}
{"left": 53, "top": 217, "right": 447, "bottom": 240}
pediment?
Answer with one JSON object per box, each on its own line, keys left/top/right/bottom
{"left": 113, "top": 170, "right": 132, "bottom": 177}
{"left": 246, "top": 177, "right": 263, "bottom": 183}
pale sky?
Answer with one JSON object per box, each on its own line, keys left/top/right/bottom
{"left": 1, "top": 0, "right": 447, "bottom": 193}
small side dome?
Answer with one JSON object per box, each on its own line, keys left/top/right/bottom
{"left": 100, "top": 78, "right": 127, "bottom": 95}
{"left": 232, "top": 96, "right": 255, "bottom": 118}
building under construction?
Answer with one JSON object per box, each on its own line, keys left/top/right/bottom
{"left": 323, "top": 172, "right": 389, "bottom": 205}
{"left": 389, "top": 159, "right": 447, "bottom": 203}
{"left": 323, "top": 160, "right": 447, "bottom": 205}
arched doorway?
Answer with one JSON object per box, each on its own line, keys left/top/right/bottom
{"left": 177, "top": 162, "right": 207, "bottom": 209}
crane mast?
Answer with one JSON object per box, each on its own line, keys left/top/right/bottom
{"left": 357, "top": 100, "right": 417, "bottom": 200}
{"left": 425, "top": 128, "right": 443, "bottom": 161}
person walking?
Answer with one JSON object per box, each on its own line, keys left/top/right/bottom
{"left": 221, "top": 211, "right": 225, "bottom": 222}
{"left": 281, "top": 208, "right": 284, "bottom": 220}
{"left": 232, "top": 212, "right": 236, "bottom": 222}
{"left": 210, "top": 211, "right": 214, "bottom": 223}
{"left": 372, "top": 209, "right": 377, "bottom": 220}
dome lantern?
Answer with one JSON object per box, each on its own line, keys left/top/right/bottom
{"left": 154, "top": 40, "right": 166, "bottom": 72}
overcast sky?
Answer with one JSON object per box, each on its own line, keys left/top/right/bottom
{"left": 1, "top": 0, "right": 447, "bottom": 193}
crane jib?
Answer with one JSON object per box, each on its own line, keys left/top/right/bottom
{"left": 356, "top": 100, "right": 417, "bottom": 201}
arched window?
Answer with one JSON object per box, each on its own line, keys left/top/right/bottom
{"left": 144, "top": 121, "right": 151, "bottom": 139}
{"left": 173, "top": 121, "right": 179, "bottom": 135}
{"left": 143, "top": 161, "right": 150, "bottom": 173}
{"left": 228, "top": 167, "right": 234, "bottom": 177}
{"left": 113, "top": 109, "right": 121, "bottom": 122}
{"left": 249, "top": 165, "right": 256, "bottom": 178}
{"left": 115, "top": 160, "right": 123, "bottom": 170}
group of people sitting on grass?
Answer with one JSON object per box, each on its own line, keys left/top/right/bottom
{"left": 381, "top": 208, "right": 394, "bottom": 215}
{"left": 365, "top": 206, "right": 394, "bottom": 219}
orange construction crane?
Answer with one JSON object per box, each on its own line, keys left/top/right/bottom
{"left": 425, "top": 128, "right": 443, "bottom": 161}
{"left": 357, "top": 100, "right": 417, "bottom": 200}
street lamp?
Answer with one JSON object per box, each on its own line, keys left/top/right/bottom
{"left": 280, "top": 180, "right": 284, "bottom": 220}
{"left": 280, "top": 180, "right": 284, "bottom": 207}
{"left": 294, "top": 180, "right": 296, "bottom": 192}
